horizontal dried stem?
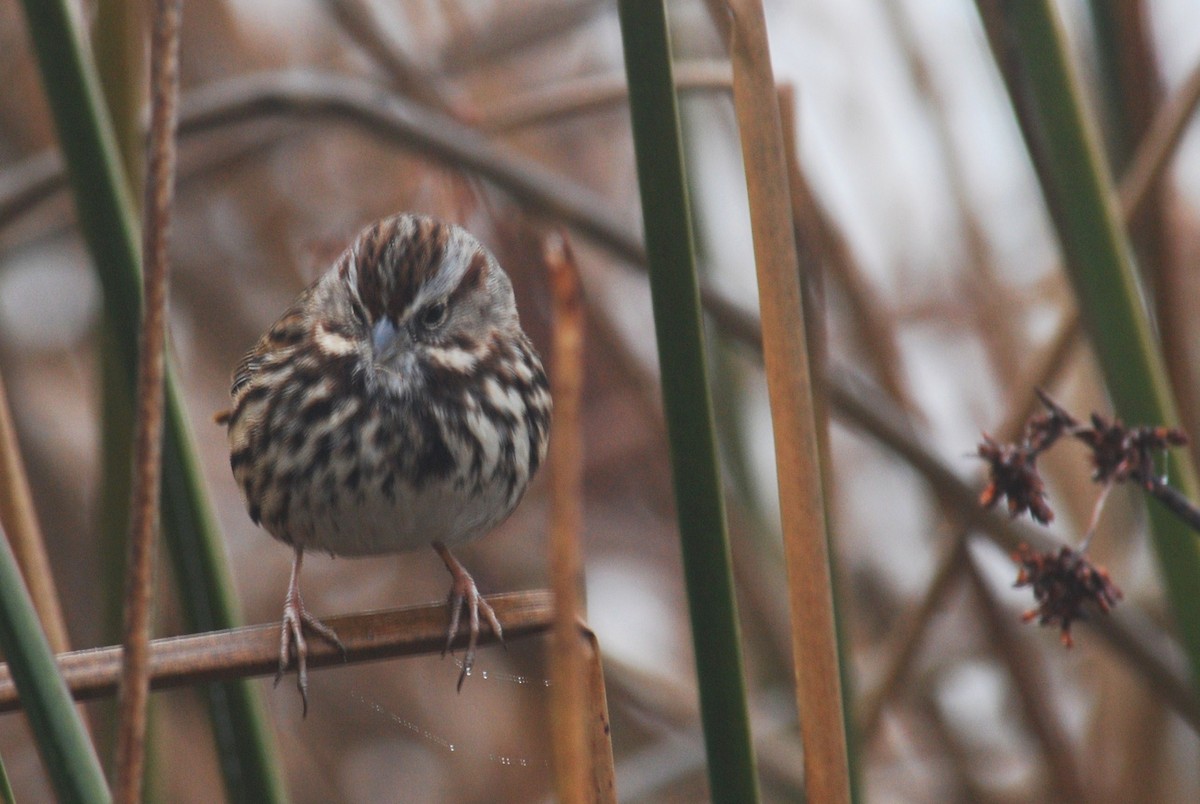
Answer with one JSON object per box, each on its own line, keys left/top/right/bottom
{"left": 438, "top": 0, "right": 606, "bottom": 76}
{"left": 1147, "top": 482, "right": 1200, "bottom": 535}
{"left": 176, "top": 71, "right": 645, "bottom": 265}
{"left": 477, "top": 61, "right": 732, "bottom": 132}
{"left": 0, "top": 591, "right": 552, "bottom": 714}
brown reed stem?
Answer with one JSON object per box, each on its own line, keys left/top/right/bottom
{"left": 545, "top": 233, "right": 591, "bottom": 802}
{"left": 114, "top": 1, "right": 181, "bottom": 799}
{"left": 725, "top": 1, "right": 849, "bottom": 799}
{"left": 580, "top": 624, "right": 616, "bottom": 802}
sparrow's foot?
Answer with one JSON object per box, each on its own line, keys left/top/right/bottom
{"left": 277, "top": 547, "right": 344, "bottom": 716}
{"left": 434, "top": 542, "right": 504, "bottom": 691}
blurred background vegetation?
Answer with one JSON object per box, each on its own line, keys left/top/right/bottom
{"left": 2, "top": 0, "right": 1200, "bottom": 801}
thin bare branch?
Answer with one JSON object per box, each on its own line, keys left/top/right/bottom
{"left": 0, "top": 592, "right": 553, "bottom": 713}
{"left": 965, "top": 550, "right": 1088, "bottom": 802}
{"left": 857, "top": 536, "right": 968, "bottom": 739}
{"left": 476, "top": 61, "right": 732, "bottom": 133}
{"left": 438, "top": 0, "right": 607, "bottom": 76}
{"left": 1147, "top": 483, "right": 1200, "bottom": 535}
{"left": 318, "top": 0, "right": 458, "bottom": 115}
{"left": 1119, "top": 58, "right": 1200, "bottom": 222}
{"left": 175, "top": 70, "right": 645, "bottom": 264}
{"left": 2, "top": 45, "right": 1197, "bottom": 295}
{"left": 0, "top": 150, "right": 63, "bottom": 232}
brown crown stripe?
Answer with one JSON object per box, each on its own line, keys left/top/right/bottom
{"left": 351, "top": 215, "right": 475, "bottom": 322}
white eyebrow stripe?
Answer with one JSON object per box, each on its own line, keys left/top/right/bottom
{"left": 316, "top": 325, "right": 357, "bottom": 355}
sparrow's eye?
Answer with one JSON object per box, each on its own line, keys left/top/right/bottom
{"left": 418, "top": 301, "right": 447, "bottom": 329}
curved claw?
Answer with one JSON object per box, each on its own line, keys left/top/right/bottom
{"left": 277, "top": 548, "right": 344, "bottom": 716}
{"left": 433, "top": 542, "right": 504, "bottom": 691}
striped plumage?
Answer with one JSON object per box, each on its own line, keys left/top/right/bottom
{"left": 226, "top": 214, "right": 551, "bottom": 705}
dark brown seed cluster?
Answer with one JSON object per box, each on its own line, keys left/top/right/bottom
{"left": 1072, "top": 413, "right": 1187, "bottom": 487}
{"left": 1012, "top": 544, "right": 1122, "bottom": 647}
{"left": 977, "top": 436, "right": 1054, "bottom": 525}
{"left": 978, "top": 390, "right": 1188, "bottom": 527}
{"left": 976, "top": 390, "right": 1192, "bottom": 647}
{"left": 976, "top": 391, "right": 1074, "bottom": 525}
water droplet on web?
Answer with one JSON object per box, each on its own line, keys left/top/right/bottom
{"left": 448, "top": 659, "right": 551, "bottom": 689}
{"left": 350, "top": 689, "right": 550, "bottom": 771}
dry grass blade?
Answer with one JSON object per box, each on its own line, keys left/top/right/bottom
{"left": 0, "top": 592, "right": 553, "bottom": 713}
{"left": 725, "top": 1, "right": 850, "bottom": 799}
{"left": 114, "top": 1, "right": 181, "bottom": 799}
{"left": 544, "top": 234, "right": 591, "bottom": 802}
{"left": 0, "top": 372, "right": 70, "bottom": 654}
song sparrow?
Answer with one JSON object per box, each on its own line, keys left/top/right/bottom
{"left": 224, "top": 213, "right": 551, "bottom": 710}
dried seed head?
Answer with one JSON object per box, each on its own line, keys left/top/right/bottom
{"left": 1012, "top": 544, "right": 1122, "bottom": 647}
{"left": 977, "top": 436, "right": 1054, "bottom": 525}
